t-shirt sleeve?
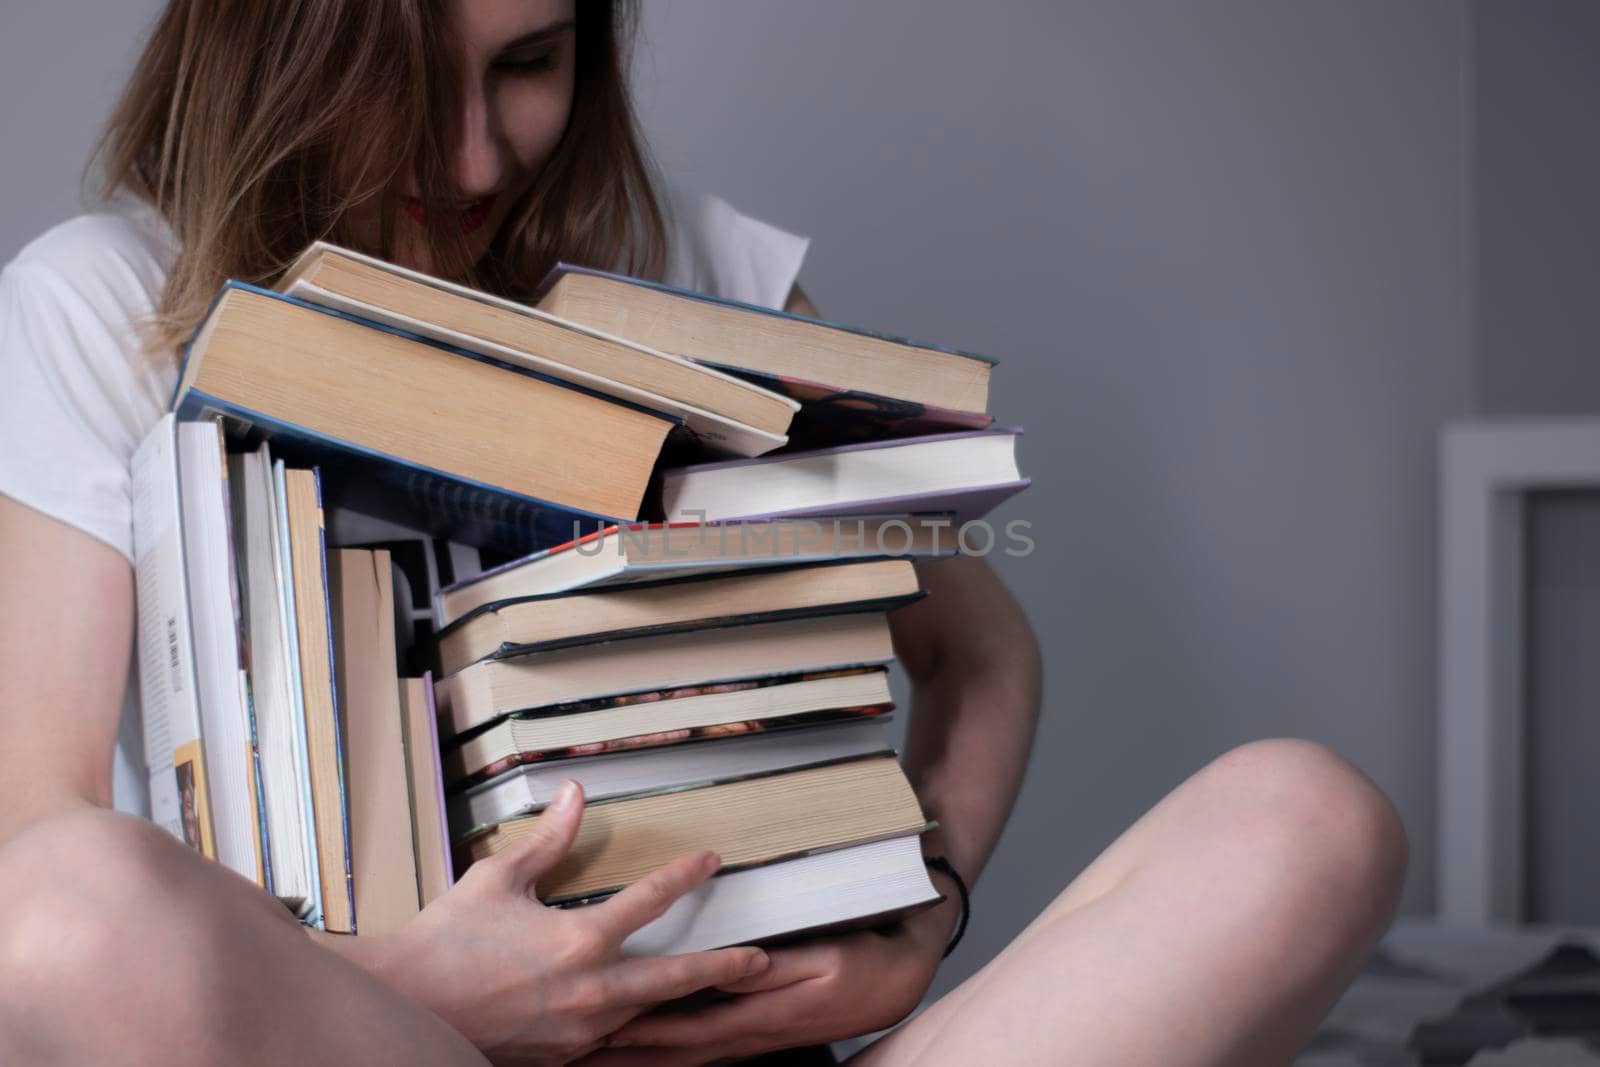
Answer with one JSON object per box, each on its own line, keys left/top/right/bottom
{"left": 661, "top": 189, "right": 811, "bottom": 310}
{"left": 0, "top": 257, "right": 156, "bottom": 562}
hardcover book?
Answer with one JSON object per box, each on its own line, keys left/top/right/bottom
{"left": 436, "top": 612, "right": 897, "bottom": 737}
{"left": 619, "top": 834, "right": 941, "bottom": 956}
{"left": 131, "top": 413, "right": 217, "bottom": 860}
{"left": 400, "top": 674, "right": 454, "bottom": 907}
{"left": 434, "top": 558, "right": 921, "bottom": 674}
{"left": 443, "top": 668, "right": 894, "bottom": 786}
{"left": 435, "top": 517, "right": 956, "bottom": 629}
{"left": 661, "top": 427, "right": 1030, "bottom": 524}
{"left": 466, "top": 755, "right": 928, "bottom": 903}
{"left": 230, "top": 444, "right": 315, "bottom": 914}
{"left": 172, "top": 282, "right": 675, "bottom": 552}
{"left": 448, "top": 715, "right": 896, "bottom": 838}
{"left": 174, "top": 419, "right": 260, "bottom": 884}
{"left": 329, "top": 548, "right": 420, "bottom": 936}
{"left": 534, "top": 263, "right": 996, "bottom": 414}
{"left": 279, "top": 242, "right": 797, "bottom": 457}
{"left": 282, "top": 467, "right": 355, "bottom": 933}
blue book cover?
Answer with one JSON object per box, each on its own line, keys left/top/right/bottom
{"left": 174, "top": 281, "right": 667, "bottom": 554}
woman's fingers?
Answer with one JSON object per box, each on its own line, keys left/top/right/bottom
{"left": 601, "top": 946, "right": 770, "bottom": 1007}
{"left": 713, "top": 943, "right": 820, "bottom": 994}
{"left": 589, "top": 850, "right": 720, "bottom": 942}
{"left": 486, "top": 780, "right": 586, "bottom": 894}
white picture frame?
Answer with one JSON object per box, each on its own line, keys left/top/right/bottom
{"left": 1439, "top": 418, "right": 1600, "bottom": 924}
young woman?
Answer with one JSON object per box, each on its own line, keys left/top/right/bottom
{"left": 0, "top": 2, "right": 1407, "bottom": 1064}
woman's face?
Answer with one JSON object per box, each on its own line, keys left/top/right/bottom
{"left": 395, "top": 0, "right": 577, "bottom": 270}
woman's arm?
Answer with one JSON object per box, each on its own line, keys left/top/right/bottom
{"left": 897, "top": 554, "right": 1043, "bottom": 892}
{"left": 0, "top": 495, "right": 132, "bottom": 844}
{"left": 587, "top": 288, "right": 1044, "bottom": 1064}
{"left": 783, "top": 280, "right": 1043, "bottom": 895}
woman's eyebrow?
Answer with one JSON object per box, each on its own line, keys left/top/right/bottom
{"left": 500, "top": 18, "right": 577, "bottom": 52}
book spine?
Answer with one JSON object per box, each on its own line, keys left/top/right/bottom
{"left": 313, "top": 471, "right": 358, "bottom": 935}
{"left": 469, "top": 591, "right": 926, "bottom": 668}
{"left": 178, "top": 420, "right": 261, "bottom": 881}
{"left": 239, "top": 668, "right": 273, "bottom": 895}
{"left": 214, "top": 422, "right": 273, "bottom": 892}
{"left": 131, "top": 413, "right": 218, "bottom": 859}
{"left": 284, "top": 468, "right": 355, "bottom": 934}
{"left": 423, "top": 672, "right": 454, "bottom": 894}
{"left": 175, "top": 392, "right": 616, "bottom": 555}
{"left": 273, "top": 459, "right": 324, "bottom": 929}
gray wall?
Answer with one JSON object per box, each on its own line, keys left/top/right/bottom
{"left": 1, "top": 0, "right": 1475, "bottom": 1001}
{"left": 1471, "top": 1, "right": 1600, "bottom": 924}
{"left": 0, "top": 0, "right": 158, "bottom": 262}
{"left": 1473, "top": 0, "right": 1600, "bottom": 415}
{"left": 634, "top": 3, "right": 1469, "bottom": 987}
{"left": 1524, "top": 492, "right": 1600, "bottom": 925}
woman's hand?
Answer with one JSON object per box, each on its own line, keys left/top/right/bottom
{"left": 574, "top": 904, "right": 952, "bottom": 1065}
{"left": 368, "top": 780, "right": 771, "bottom": 1066}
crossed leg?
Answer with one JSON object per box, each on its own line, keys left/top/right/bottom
{"left": 0, "top": 739, "right": 1403, "bottom": 1067}
{"left": 0, "top": 806, "right": 489, "bottom": 1067}
{"left": 851, "top": 739, "right": 1407, "bottom": 1066}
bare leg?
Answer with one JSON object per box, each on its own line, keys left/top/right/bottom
{"left": 852, "top": 739, "right": 1407, "bottom": 1067}
{"left": 0, "top": 807, "right": 486, "bottom": 1067}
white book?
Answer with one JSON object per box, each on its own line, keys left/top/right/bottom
{"left": 620, "top": 834, "right": 940, "bottom": 956}
{"left": 661, "top": 428, "right": 1027, "bottom": 523}
{"left": 272, "top": 457, "right": 324, "bottom": 927}
{"left": 175, "top": 420, "right": 258, "bottom": 881}
{"left": 131, "top": 413, "right": 213, "bottom": 855}
{"left": 229, "top": 445, "right": 315, "bottom": 914}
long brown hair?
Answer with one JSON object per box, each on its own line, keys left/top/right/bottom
{"left": 92, "top": 0, "right": 664, "bottom": 357}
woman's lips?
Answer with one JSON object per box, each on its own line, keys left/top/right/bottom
{"left": 403, "top": 196, "right": 495, "bottom": 236}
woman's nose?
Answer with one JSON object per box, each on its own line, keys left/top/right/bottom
{"left": 453, "top": 87, "right": 503, "bottom": 199}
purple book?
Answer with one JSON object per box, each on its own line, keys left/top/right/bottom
{"left": 660, "top": 427, "right": 1030, "bottom": 525}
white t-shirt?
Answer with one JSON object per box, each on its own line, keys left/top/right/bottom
{"left": 0, "top": 191, "right": 809, "bottom": 818}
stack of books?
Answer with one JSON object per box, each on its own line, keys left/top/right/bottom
{"left": 132, "top": 241, "right": 1029, "bottom": 951}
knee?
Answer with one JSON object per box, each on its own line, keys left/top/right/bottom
{"left": 1201, "top": 739, "right": 1407, "bottom": 943}
{"left": 0, "top": 809, "right": 231, "bottom": 1037}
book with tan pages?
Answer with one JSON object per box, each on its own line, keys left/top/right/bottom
{"left": 400, "top": 675, "right": 453, "bottom": 907}
{"left": 465, "top": 756, "right": 928, "bottom": 903}
{"left": 443, "top": 668, "right": 894, "bottom": 787}
{"left": 449, "top": 713, "right": 896, "bottom": 838}
{"left": 534, "top": 263, "right": 995, "bottom": 420}
{"left": 435, "top": 518, "right": 956, "bottom": 629}
{"left": 279, "top": 243, "right": 797, "bottom": 457}
{"left": 329, "top": 548, "right": 420, "bottom": 936}
{"left": 435, "top": 558, "right": 921, "bottom": 675}
{"left": 283, "top": 468, "right": 355, "bottom": 933}
{"left": 172, "top": 282, "right": 675, "bottom": 552}
{"left": 436, "top": 612, "right": 897, "bottom": 737}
